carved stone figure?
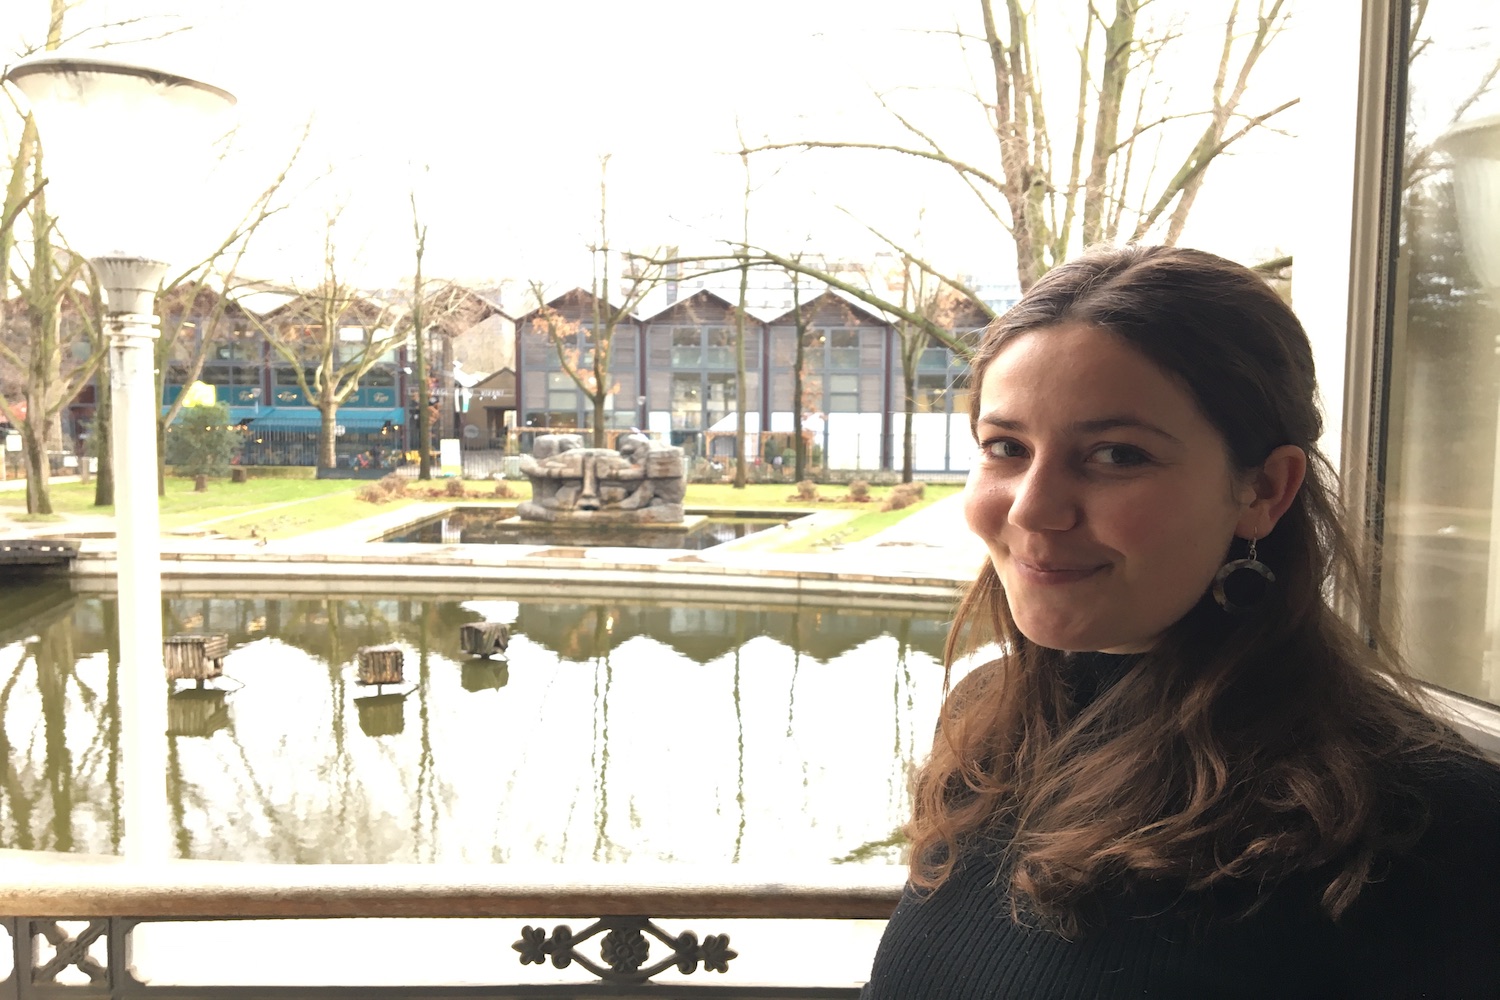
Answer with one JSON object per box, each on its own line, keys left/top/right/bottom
{"left": 517, "top": 432, "right": 686, "bottom": 523}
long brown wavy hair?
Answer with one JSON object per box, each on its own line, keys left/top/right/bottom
{"left": 908, "top": 245, "right": 1475, "bottom": 935}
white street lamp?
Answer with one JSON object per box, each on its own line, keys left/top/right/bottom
{"left": 1440, "top": 114, "right": 1500, "bottom": 704}
{"left": 2, "top": 55, "right": 235, "bottom": 863}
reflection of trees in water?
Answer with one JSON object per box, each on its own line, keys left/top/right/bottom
{"left": 591, "top": 607, "right": 611, "bottom": 862}
{"left": 0, "top": 583, "right": 121, "bottom": 855}
{"left": 414, "top": 606, "right": 439, "bottom": 863}
{"left": 731, "top": 644, "right": 746, "bottom": 863}
{"left": 1, "top": 580, "right": 951, "bottom": 863}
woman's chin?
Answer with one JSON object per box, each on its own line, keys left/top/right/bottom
{"left": 1013, "top": 614, "right": 1148, "bottom": 654}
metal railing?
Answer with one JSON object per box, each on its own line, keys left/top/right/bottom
{"left": 1, "top": 865, "right": 902, "bottom": 999}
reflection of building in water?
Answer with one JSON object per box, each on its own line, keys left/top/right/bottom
{"left": 513, "top": 601, "right": 948, "bottom": 665}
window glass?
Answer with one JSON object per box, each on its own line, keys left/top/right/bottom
{"left": 705, "top": 327, "right": 736, "bottom": 368}
{"left": 1381, "top": 0, "right": 1500, "bottom": 705}
{"left": 705, "top": 372, "right": 737, "bottom": 427}
{"left": 671, "top": 327, "right": 701, "bottom": 367}
{"left": 917, "top": 345, "right": 951, "bottom": 371}
{"left": 912, "top": 372, "right": 950, "bottom": 413}
{"left": 671, "top": 372, "right": 702, "bottom": 430}
{"left": 828, "top": 328, "right": 860, "bottom": 369}
{"left": 361, "top": 368, "right": 396, "bottom": 388}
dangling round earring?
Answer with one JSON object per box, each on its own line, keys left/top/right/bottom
{"left": 1213, "top": 536, "right": 1276, "bottom": 614}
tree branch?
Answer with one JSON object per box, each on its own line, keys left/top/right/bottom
{"left": 743, "top": 139, "right": 1010, "bottom": 195}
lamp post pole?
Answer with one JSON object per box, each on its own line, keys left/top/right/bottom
{"left": 95, "top": 254, "right": 171, "bottom": 863}
{"left": 2, "top": 53, "right": 236, "bottom": 866}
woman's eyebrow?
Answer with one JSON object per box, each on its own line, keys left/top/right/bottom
{"left": 975, "top": 413, "right": 1184, "bottom": 446}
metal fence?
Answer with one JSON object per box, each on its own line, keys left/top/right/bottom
{"left": 234, "top": 429, "right": 405, "bottom": 472}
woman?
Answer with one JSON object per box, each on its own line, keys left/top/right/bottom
{"left": 862, "top": 246, "right": 1500, "bottom": 999}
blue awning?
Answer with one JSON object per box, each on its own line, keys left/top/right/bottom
{"left": 247, "top": 407, "right": 405, "bottom": 433}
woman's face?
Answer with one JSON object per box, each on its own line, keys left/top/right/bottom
{"left": 963, "top": 323, "right": 1255, "bottom": 653}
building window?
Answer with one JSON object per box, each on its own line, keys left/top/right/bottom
{"left": 671, "top": 327, "right": 701, "bottom": 367}
{"left": 827, "top": 329, "right": 860, "bottom": 369}
{"left": 1379, "top": 0, "right": 1500, "bottom": 706}
{"left": 828, "top": 373, "right": 859, "bottom": 413}
{"left": 671, "top": 372, "right": 702, "bottom": 430}
{"left": 546, "top": 372, "right": 580, "bottom": 422}
{"left": 704, "top": 372, "right": 737, "bottom": 427}
{"left": 705, "top": 327, "right": 736, "bottom": 368}
{"left": 912, "top": 372, "right": 950, "bottom": 413}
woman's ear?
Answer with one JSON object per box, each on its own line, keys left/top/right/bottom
{"left": 1234, "top": 445, "right": 1308, "bottom": 540}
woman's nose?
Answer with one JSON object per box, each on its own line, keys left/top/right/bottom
{"left": 1008, "top": 459, "right": 1079, "bottom": 532}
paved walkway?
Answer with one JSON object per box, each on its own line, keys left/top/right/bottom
{"left": 0, "top": 475, "right": 80, "bottom": 492}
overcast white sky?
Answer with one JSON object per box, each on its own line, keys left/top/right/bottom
{"left": 0, "top": 1, "right": 1378, "bottom": 301}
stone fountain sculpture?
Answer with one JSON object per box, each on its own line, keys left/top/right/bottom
{"left": 517, "top": 433, "right": 687, "bottom": 523}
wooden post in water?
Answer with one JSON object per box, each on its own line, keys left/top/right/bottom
{"left": 357, "top": 645, "right": 405, "bottom": 692}
{"left": 459, "top": 622, "right": 511, "bottom": 658}
{"left": 163, "top": 634, "right": 227, "bottom": 688}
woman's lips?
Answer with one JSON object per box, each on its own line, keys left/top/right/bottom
{"left": 1010, "top": 558, "right": 1108, "bottom": 584}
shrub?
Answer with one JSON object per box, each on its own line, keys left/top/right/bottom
{"left": 356, "top": 483, "right": 389, "bottom": 504}
{"left": 493, "top": 479, "right": 516, "bottom": 498}
{"left": 847, "top": 480, "right": 871, "bottom": 502}
{"left": 165, "top": 401, "right": 243, "bottom": 479}
{"left": 445, "top": 478, "right": 466, "bottom": 497}
{"left": 880, "top": 481, "right": 927, "bottom": 512}
{"left": 790, "top": 479, "right": 819, "bottom": 502}
{"left": 379, "top": 473, "right": 407, "bottom": 498}
{"left": 689, "top": 457, "right": 727, "bottom": 483}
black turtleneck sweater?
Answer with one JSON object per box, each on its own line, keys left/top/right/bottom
{"left": 861, "top": 655, "right": 1500, "bottom": 999}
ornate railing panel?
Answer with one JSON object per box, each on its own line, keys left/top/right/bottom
{"left": 0, "top": 865, "right": 901, "bottom": 999}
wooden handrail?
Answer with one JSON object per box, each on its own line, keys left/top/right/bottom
{"left": 0, "top": 863, "right": 906, "bottom": 920}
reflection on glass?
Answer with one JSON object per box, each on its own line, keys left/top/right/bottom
{"left": 1385, "top": 0, "right": 1500, "bottom": 705}
{"left": 0, "top": 582, "right": 950, "bottom": 864}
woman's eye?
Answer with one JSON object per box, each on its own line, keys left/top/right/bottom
{"left": 980, "top": 439, "right": 1026, "bottom": 460}
{"left": 1090, "top": 444, "right": 1150, "bottom": 467}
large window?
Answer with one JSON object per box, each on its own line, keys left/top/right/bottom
{"left": 669, "top": 325, "right": 741, "bottom": 368}
{"left": 1381, "top": 0, "right": 1500, "bottom": 706}
{"left": 670, "top": 371, "right": 747, "bottom": 431}
{"left": 909, "top": 344, "right": 970, "bottom": 414}
{"left": 545, "top": 372, "right": 581, "bottom": 428}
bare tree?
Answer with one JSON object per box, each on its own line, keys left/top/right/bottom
{"left": 409, "top": 189, "right": 433, "bottom": 479}
{"left": 249, "top": 217, "right": 406, "bottom": 471}
{"left": 747, "top": 0, "right": 1292, "bottom": 297}
{"left": 149, "top": 138, "right": 304, "bottom": 496}
{"left": 731, "top": 141, "right": 752, "bottom": 489}
{"left": 528, "top": 157, "right": 665, "bottom": 448}
{"left": 787, "top": 260, "right": 815, "bottom": 482}
{"left": 0, "top": 131, "right": 104, "bottom": 514}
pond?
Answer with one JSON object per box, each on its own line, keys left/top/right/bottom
{"left": 380, "top": 507, "right": 799, "bottom": 550}
{"left": 0, "top": 576, "right": 954, "bottom": 866}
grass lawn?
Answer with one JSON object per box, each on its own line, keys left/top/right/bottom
{"left": 0, "top": 473, "right": 962, "bottom": 545}
{"left": 759, "top": 486, "right": 964, "bottom": 553}
{"left": 172, "top": 478, "right": 521, "bottom": 540}
{"left": 685, "top": 481, "right": 961, "bottom": 511}
{"left": 0, "top": 476, "right": 359, "bottom": 528}
{"left": 0, "top": 475, "right": 501, "bottom": 538}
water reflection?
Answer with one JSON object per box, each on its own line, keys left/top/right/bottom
{"left": 0, "top": 581, "right": 950, "bottom": 865}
